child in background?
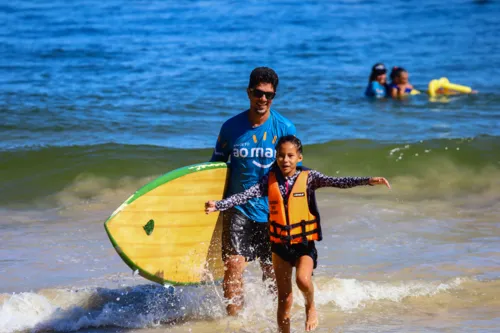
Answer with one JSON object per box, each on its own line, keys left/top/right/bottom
{"left": 365, "top": 63, "right": 388, "bottom": 98}
{"left": 205, "top": 135, "right": 390, "bottom": 333}
{"left": 389, "top": 66, "right": 415, "bottom": 98}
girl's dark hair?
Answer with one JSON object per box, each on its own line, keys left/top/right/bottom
{"left": 368, "top": 71, "right": 378, "bottom": 83}
{"left": 390, "top": 66, "right": 407, "bottom": 82}
{"left": 368, "top": 63, "right": 387, "bottom": 83}
{"left": 276, "top": 135, "right": 303, "bottom": 154}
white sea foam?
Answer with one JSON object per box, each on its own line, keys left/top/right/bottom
{"left": 0, "top": 276, "right": 469, "bottom": 333}
{"left": 0, "top": 292, "right": 53, "bottom": 332}
{"left": 311, "top": 277, "right": 466, "bottom": 311}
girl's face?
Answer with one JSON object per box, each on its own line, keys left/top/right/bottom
{"left": 276, "top": 142, "right": 303, "bottom": 177}
{"left": 399, "top": 72, "right": 409, "bottom": 84}
{"left": 376, "top": 73, "right": 386, "bottom": 85}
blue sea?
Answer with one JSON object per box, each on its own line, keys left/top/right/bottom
{"left": 1, "top": 0, "right": 500, "bottom": 332}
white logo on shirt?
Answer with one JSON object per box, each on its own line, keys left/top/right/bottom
{"left": 232, "top": 147, "right": 276, "bottom": 169}
{"left": 232, "top": 147, "right": 275, "bottom": 158}
{"left": 252, "top": 160, "right": 274, "bottom": 168}
{"left": 213, "top": 149, "right": 225, "bottom": 157}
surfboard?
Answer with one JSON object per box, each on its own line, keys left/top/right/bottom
{"left": 104, "top": 161, "right": 229, "bottom": 285}
{"left": 428, "top": 77, "right": 472, "bottom": 96}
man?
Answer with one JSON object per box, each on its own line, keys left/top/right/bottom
{"left": 210, "top": 67, "right": 297, "bottom": 315}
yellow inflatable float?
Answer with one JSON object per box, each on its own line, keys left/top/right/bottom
{"left": 428, "top": 77, "right": 472, "bottom": 97}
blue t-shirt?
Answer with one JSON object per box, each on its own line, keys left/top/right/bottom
{"left": 365, "top": 81, "right": 387, "bottom": 98}
{"left": 210, "top": 109, "right": 297, "bottom": 222}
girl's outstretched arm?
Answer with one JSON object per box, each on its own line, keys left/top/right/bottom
{"left": 204, "top": 200, "right": 218, "bottom": 214}
{"left": 308, "top": 170, "right": 390, "bottom": 191}
{"left": 204, "top": 175, "right": 268, "bottom": 214}
{"left": 369, "top": 177, "right": 391, "bottom": 188}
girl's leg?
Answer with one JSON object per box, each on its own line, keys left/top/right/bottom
{"left": 296, "top": 255, "right": 318, "bottom": 331}
{"left": 272, "top": 253, "right": 294, "bottom": 333}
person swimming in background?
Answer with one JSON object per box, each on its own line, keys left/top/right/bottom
{"left": 205, "top": 135, "right": 390, "bottom": 333}
{"left": 365, "top": 63, "right": 388, "bottom": 98}
{"left": 388, "top": 66, "right": 414, "bottom": 98}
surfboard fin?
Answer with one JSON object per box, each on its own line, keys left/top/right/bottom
{"left": 143, "top": 219, "right": 155, "bottom": 236}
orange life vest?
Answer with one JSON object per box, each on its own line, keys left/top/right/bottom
{"left": 268, "top": 169, "right": 322, "bottom": 244}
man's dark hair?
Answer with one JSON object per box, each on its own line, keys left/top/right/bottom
{"left": 248, "top": 67, "right": 279, "bottom": 91}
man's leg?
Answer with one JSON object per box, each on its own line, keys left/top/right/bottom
{"left": 223, "top": 254, "right": 247, "bottom": 316}
{"left": 221, "top": 208, "right": 252, "bottom": 316}
{"left": 260, "top": 260, "right": 277, "bottom": 294}
{"left": 255, "top": 221, "right": 277, "bottom": 294}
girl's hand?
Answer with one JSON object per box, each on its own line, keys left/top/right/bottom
{"left": 369, "top": 177, "right": 391, "bottom": 189}
{"left": 205, "top": 200, "right": 218, "bottom": 214}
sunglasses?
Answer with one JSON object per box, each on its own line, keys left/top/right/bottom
{"left": 251, "top": 88, "right": 276, "bottom": 100}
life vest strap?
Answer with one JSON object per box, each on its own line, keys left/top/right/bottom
{"left": 269, "top": 228, "right": 319, "bottom": 243}
{"left": 269, "top": 219, "right": 317, "bottom": 231}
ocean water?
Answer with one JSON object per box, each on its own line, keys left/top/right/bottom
{"left": 1, "top": 0, "right": 500, "bottom": 332}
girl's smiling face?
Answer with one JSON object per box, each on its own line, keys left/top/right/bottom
{"left": 376, "top": 73, "right": 387, "bottom": 85}
{"left": 276, "top": 141, "right": 303, "bottom": 177}
{"left": 399, "top": 72, "right": 409, "bottom": 84}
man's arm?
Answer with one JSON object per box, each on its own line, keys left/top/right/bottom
{"left": 210, "top": 126, "right": 230, "bottom": 162}
{"left": 286, "top": 122, "right": 297, "bottom": 137}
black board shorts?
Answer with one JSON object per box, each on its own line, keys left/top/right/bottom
{"left": 222, "top": 208, "right": 272, "bottom": 264}
{"left": 271, "top": 241, "right": 318, "bottom": 269}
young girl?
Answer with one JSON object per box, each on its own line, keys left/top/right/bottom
{"left": 389, "top": 66, "right": 415, "bottom": 98}
{"left": 205, "top": 135, "right": 390, "bottom": 333}
{"left": 365, "top": 63, "right": 388, "bottom": 98}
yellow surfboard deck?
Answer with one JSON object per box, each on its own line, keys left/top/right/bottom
{"left": 104, "top": 162, "right": 229, "bottom": 285}
{"left": 428, "top": 77, "right": 472, "bottom": 97}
